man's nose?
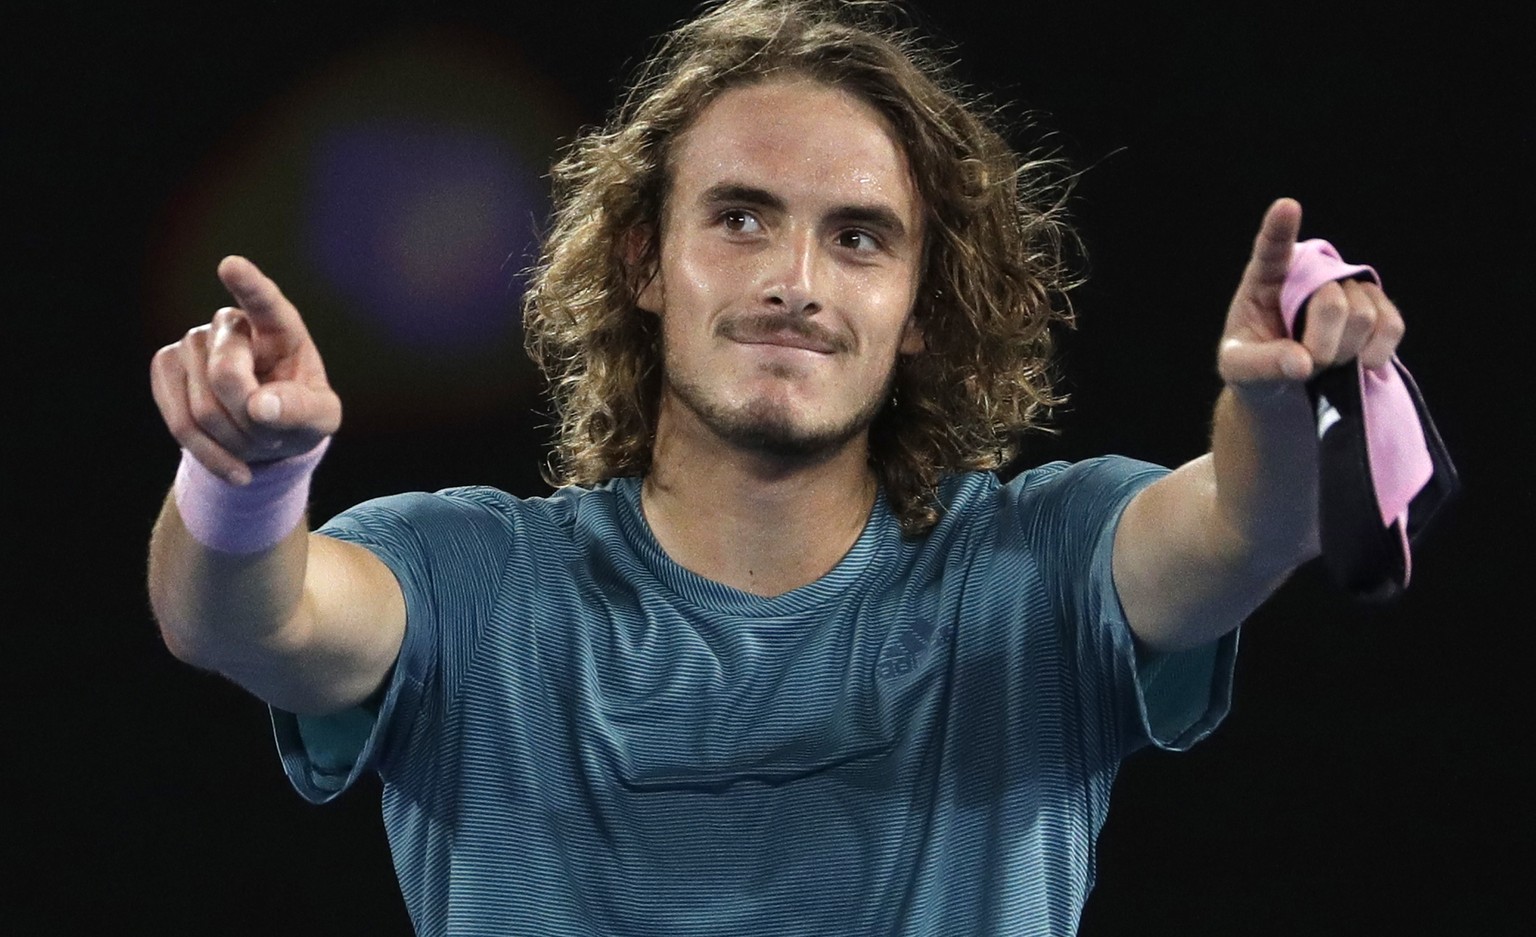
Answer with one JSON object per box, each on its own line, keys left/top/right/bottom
{"left": 760, "top": 226, "right": 822, "bottom": 317}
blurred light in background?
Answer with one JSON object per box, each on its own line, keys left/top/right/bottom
{"left": 145, "top": 27, "right": 583, "bottom": 432}
{"left": 307, "top": 119, "right": 538, "bottom": 352}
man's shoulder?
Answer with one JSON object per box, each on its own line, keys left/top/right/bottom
{"left": 942, "top": 455, "right": 1166, "bottom": 510}
{"left": 930, "top": 456, "right": 1169, "bottom": 547}
{"left": 317, "top": 477, "right": 639, "bottom": 545}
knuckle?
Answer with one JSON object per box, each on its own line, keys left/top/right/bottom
{"left": 151, "top": 344, "right": 181, "bottom": 374}
{"left": 212, "top": 308, "right": 250, "bottom": 342}
{"left": 164, "top": 412, "right": 195, "bottom": 441}
{"left": 180, "top": 333, "right": 209, "bottom": 360}
{"left": 205, "top": 352, "right": 238, "bottom": 384}
{"left": 188, "top": 391, "right": 222, "bottom": 428}
{"left": 206, "top": 369, "right": 240, "bottom": 401}
{"left": 1309, "top": 292, "right": 1346, "bottom": 323}
{"left": 185, "top": 442, "right": 231, "bottom": 474}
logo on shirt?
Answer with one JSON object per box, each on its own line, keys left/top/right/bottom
{"left": 876, "top": 617, "right": 954, "bottom": 680}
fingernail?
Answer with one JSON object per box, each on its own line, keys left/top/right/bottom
{"left": 229, "top": 467, "right": 252, "bottom": 487}
{"left": 1282, "top": 356, "right": 1311, "bottom": 380}
{"left": 254, "top": 393, "right": 281, "bottom": 422}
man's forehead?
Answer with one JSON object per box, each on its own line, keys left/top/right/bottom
{"left": 670, "top": 78, "right": 920, "bottom": 218}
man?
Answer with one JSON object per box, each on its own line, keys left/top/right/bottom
{"left": 147, "top": 1, "right": 1409, "bottom": 933}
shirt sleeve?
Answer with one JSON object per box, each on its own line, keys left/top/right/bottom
{"left": 1008, "top": 457, "right": 1238, "bottom": 757}
{"left": 268, "top": 488, "right": 514, "bottom": 804}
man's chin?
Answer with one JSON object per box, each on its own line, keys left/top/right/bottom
{"left": 726, "top": 423, "right": 854, "bottom": 461}
{"left": 664, "top": 374, "right": 889, "bottom": 463}
{"left": 704, "top": 398, "right": 874, "bottom": 463}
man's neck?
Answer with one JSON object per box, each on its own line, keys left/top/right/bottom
{"left": 641, "top": 407, "right": 878, "bottom": 598}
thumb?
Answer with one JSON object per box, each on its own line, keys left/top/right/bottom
{"left": 246, "top": 381, "right": 343, "bottom": 436}
{"left": 1219, "top": 336, "right": 1314, "bottom": 386}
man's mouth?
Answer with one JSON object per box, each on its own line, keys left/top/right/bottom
{"left": 736, "top": 331, "right": 837, "bottom": 354}
{"left": 718, "top": 315, "right": 845, "bottom": 355}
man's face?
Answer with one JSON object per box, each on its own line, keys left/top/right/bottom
{"left": 638, "top": 77, "right": 925, "bottom": 459}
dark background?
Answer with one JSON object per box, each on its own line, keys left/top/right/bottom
{"left": 13, "top": 0, "right": 1529, "bottom": 933}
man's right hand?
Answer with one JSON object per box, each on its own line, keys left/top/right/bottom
{"left": 147, "top": 257, "right": 404, "bottom": 716}
{"left": 150, "top": 256, "right": 342, "bottom": 485}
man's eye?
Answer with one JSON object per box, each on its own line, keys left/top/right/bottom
{"left": 721, "top": 210, "right": 760, "bottom": 233}
{"left": 837, "top": 229, "right": 880, "bottom": 252}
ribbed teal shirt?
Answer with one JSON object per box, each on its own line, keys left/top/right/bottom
{"left": 272, "top": 456, "right": 1235, "bottom": 935}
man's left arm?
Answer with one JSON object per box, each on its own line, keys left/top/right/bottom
{"left": 1113, "top": 198, "right": 1406, "bottom": 652}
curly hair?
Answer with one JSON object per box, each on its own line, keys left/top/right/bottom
{"left": 524, "top": 0, "right": 1078, "bottom": 536}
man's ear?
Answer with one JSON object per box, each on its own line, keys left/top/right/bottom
{"left": 899, "top": 315, "right": 925, "bottom": 355}
{"left": 626, "top": 226, "right": 664, "bottom": 314}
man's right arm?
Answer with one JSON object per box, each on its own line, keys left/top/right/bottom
{"left": 148, "top": 499, "right": 404, "bottom": 716}
{"left": 147, "top": 256, "right": 404, "bottom": 717}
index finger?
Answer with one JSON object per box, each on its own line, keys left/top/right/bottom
{"left": 1240, "top": 197, "right": 1304, "bottom": 291}
{"left": 216, "top": 255, "right": 311, "bottom": 351}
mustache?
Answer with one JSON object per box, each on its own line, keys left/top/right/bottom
{"left": 716, "top": 312, "right": 850, "bottom": 354}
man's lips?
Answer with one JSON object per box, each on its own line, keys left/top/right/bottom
{"left": 733, "top": 330, "right": 837, "bottom": 354}
{"left": 717, "top": 315, "right": 845, "bottom": 354}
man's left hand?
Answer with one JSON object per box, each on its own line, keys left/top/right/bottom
{"left": 1216, "top": 198, "right": 1405, "bottom": 390}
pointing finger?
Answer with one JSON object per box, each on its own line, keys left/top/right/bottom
{"left": 216, "top": 256, "right": 312, "bottom": 353}
{"left": 1238, "top": 198, "right": 1303, "bottom": 297}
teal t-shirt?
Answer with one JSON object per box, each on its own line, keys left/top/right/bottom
{"left": 272, "top": 457, "right": 1235, "bottom": 936}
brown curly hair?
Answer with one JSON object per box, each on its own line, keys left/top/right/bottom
{"left": 524, "top": 0, "right": 1077, "bottom": 536}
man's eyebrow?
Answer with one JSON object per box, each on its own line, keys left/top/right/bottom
{"left": 826, "top": 204, "right": 909, "bottom": 242}
{"left": 699, "top": 183, "right": 787, "bottom": 213}
{"left": 700, "top": 182, "right": 911, "bottom": 241}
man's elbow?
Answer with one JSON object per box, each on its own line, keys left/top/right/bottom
{"left": 151, "top": 599, "right": 230, "bottom": 672}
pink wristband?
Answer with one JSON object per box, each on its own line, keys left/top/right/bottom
{"left": 173, "top": 438, "right": 331, "bottom": 555}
